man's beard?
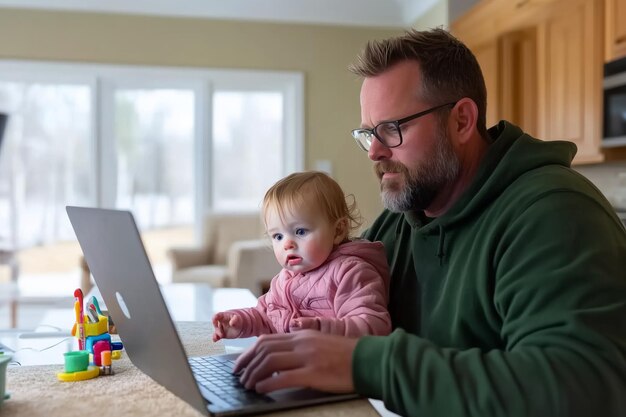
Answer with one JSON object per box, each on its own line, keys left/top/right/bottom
{"left": 374, "top": 126, "right": 460, "bottom": 212}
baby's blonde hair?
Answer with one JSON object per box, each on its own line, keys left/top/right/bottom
{"left": 262, "top": 171, "right": 362, "bottom": 239}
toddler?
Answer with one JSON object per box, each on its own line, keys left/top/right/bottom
{"left": 212, "top": 171, "right": 391, "bottom": 341}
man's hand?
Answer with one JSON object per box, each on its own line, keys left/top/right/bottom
{"left": 233, "top": 330, "right": 359, "bottom": 393}
{"left": 212, "top": 312, "right": 243, "bottom": 342}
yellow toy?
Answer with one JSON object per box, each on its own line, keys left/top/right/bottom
{"left": 58, "top": 291, "right": 124, "bottom": 382}
{"left": 57, "top": 366, "right": 100, "bottom": 382}
{"left": 57, "top": 351, "right": 99, "bottom": 382}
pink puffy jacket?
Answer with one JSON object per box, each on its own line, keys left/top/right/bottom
{"left": 225, "top": 240, "right": 391, "bottom": 337}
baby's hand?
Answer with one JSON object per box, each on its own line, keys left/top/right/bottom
{"left": 289, "top": 317, "right": 320, "bottom": 332}
{"left": 212, "top": 312, "right": 243, "bottom": 342}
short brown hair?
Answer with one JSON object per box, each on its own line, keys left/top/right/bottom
{"left": 349, "top": 28, "right": 488, "bottom": 139}
{"left": 262, "top": 171, "right": 362, "bottom": 239}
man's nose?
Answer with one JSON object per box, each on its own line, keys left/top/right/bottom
{"left": 368, "top": 137, "right": 391, "bottom": 161}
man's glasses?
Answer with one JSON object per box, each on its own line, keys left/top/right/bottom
{"left": 351, "top": 102, "right": 457, "bottom": 152}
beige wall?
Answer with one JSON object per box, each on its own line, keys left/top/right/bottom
{"left": 413, "top": 0, "right": 449, "bottom": 29}
{"left": 0, "top": 8, "right": 403, "bottom": 227}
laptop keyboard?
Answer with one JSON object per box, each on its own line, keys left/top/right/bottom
{"left": 189, "top": 356, "right": 273, "bottom": 407}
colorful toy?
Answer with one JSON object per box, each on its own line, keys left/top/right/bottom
{"left": 93, "top": 340, "right": 111, "bottom": 366}
{"left": 101, "top": 351, "right": 112, "bottom": 375}
{"left": 57, "top": 366, "right": 100, "bottom": 382}
{"left": 63, "top": 351, "right": 89, "bottom": 373}
{"left": 58, "top": 289, "right": 124, "bottom": 382}
{"left": 74, "top": 289, "right": 86, "bottom": 350}
{"left": 57, "top": 351, "right": 99, "bottom": 382}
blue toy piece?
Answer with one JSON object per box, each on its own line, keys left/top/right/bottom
{"left": 85, "top": 332, "right": 112, "bottom": 353}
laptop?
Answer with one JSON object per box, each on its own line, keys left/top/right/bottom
{"left": 66, "top": 206, "right": 358, "bottom": 416}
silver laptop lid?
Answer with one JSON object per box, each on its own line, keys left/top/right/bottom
{"left": 66, "top": 206, "right": 208, "bottom": 415}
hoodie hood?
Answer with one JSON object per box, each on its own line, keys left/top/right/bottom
{"left": 403, "top": 121, "right": 577, "bottom": 265}
{"left": 327, "top": 240, "right": 390, "bottom": 286}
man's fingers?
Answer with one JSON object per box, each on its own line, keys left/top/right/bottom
{"left": 254, "top": 368, "right": 311, "bottom": 393}
{"left": 240, "top": 351, "right": 303, "bottom": 390}
{"left": 234, "top": 331, "right": 356, "bottom": 394}
{"left": 233, "top": 333, "right": 296, "bottom": 373}
{"left": 233, "top": 346, "right": 255, "bottom": 373}
{"left": 239, "top": 340, "right": 299, "bottom": 385}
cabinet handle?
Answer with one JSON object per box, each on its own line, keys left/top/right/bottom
{"left": 616, "top": 36, "right": 626, "bottom": 44}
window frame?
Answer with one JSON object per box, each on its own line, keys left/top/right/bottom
{"left": 0, "top": 59, "right": 304, "bottom": 244}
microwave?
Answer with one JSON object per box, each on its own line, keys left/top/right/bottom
{"left": 603, "top": 56, "right": 626, "bottom": 147}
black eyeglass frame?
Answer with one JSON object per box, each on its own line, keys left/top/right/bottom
{"left": 351, "top": 101, "right": 457, "bottom": 151}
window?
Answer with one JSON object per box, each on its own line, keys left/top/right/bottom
{"left": 112, "top": 88, "right": 195, "bottom": 229}
{"left": 0, "top": 60, "right": 304, "bottom": 251}
{"left": 0, "top": 81, "right": 93, "bottom": 248}
{"left": 212, "top": 91, "right": 284, "bottom": 211}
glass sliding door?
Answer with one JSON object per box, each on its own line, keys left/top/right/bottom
{"left": 0, "top": 60, "right": 303, "bottom": 286}
{"left": 0, "top": 81, "right": 93, "bottom": 249}
{"left": 106, "top": 87, "right": 197, "bottom": 230}
{"left": 212, "top": 91, "right": 284, "bottom": 212}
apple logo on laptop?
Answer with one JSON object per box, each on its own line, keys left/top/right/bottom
{"left": 115, "top": 292, "right": 132, "bottom": 319}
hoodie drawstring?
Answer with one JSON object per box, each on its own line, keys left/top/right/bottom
{"left": 437, "top": 225, "right": 446, "bottom": 266}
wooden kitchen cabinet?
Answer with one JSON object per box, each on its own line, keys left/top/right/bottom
{"left": 498, "top": 29, "right": 538, "bottom": 137}
{"left": 471, "top": 40, "right": 500, "bottom": 128}
{"left": 536, "top": 0, "right": 604, "bottom": 163}
{"left": 468, "top": 30, "right": 538, "bottom": 135}
{"left": 605, "top": 0, "right": 626, "bottom": 61}
{"left": 452, "top": 0, "right": 605, "bottom": 164}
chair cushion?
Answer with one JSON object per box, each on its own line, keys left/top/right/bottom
{"left": 171, "top": 265, "right": 230, "bottom": 287}
{"left": 206, "top": 213, "right": 266, "bottom": 265}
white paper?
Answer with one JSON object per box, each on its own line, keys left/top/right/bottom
{"left": 368, "top": 398, "right": 402, "bottom": 417}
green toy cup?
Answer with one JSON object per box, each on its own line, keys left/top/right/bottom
{"left": 0, "top": 354, "right": 11, "bottom": 407}
{"left": 64, "top": 351, "right": 89, "bottom": 373}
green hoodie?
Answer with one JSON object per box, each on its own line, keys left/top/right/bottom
{"left": 356, "top": 121, "right": 626, "bottom": 417}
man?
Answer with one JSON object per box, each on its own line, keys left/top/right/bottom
{"left": 234, "top": 28, "right": 626, "bottom": 417}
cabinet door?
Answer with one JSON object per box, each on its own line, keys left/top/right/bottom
{"left": 538, "top": 0, "right": 603, "bottom": 163}
{"left": 606, "top": 0, "right": 626, "bottom": 61}
{"left": 471, "top": 40, "right": 500, "bottom": 128}
{"left": 470, "top": 34, "right": 538, "bottom": 134}
{"left": 499, "top": 29, "right": 538, "bottom": 137}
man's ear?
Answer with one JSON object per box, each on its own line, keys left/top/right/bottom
{"left": 451, "top": 98, "right": 478, "bottom": 145}
{"left": 333, "top": 217, "right": 349, "bottom": 245}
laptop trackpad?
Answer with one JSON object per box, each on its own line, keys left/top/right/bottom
{"left": 269, "top": 387, "right": 328, "bottom": 401}
{"left": 268, "top": 387, "right": 359, "bottom": 405}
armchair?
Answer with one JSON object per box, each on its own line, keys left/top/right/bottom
{"left": 167, "top": 211, "right": 280, "bottom": 296}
